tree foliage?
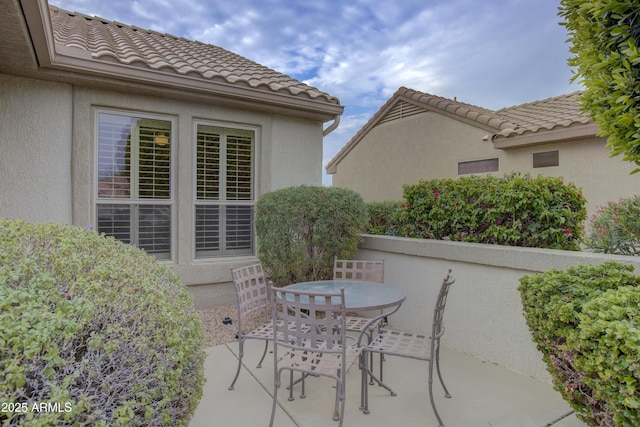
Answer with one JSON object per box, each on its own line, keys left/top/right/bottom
{"left": 559, "top": 1, "right": 640, "bottom": 172}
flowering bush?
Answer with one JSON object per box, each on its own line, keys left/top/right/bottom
{"left": 398, "top": 173, "right": 586, "bottom": 250}
{"left": 583, "top": 195, "right": 640, "bottom": 255}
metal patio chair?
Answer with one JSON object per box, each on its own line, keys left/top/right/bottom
{"left": 269, "top": 287, "right": 362, "bottom": 427}
{"left": 333, "top": 257, "right": 385, "bottom": 380}
{"left": 227, "top": 263, "right": 273, "bottom": 391}
{"left": 360, "top": 269, "right": 455, "bottom": 427}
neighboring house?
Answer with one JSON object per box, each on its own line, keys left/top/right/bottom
{"left": 327, "top": 86, "right": 637, "bottom": 218}
{"left": 0, "top": 0, "right": 343, "bottom": 285}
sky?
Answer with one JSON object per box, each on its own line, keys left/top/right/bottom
{"left": 51, "top": 0, "right": 581, "bottom": 185}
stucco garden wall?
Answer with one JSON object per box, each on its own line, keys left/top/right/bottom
{"left": 356, "top": 234, "right": 640, "bottom": 382}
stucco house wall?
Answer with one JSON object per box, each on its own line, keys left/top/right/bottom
{"left": 0, "top": 74, "right": 74, "bottom": 223}
{"left": 328, "top": 87, "right": 638, "bottom": 219}
{"left": 1, "top": 0, "right": 343, "bottom": 286}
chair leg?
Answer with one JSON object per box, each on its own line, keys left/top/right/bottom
{"left": 435, "top": 344, "right": 451, "bottom": 398}
{"left": 269, "top": 369, "right": 280, "bottom": 427}
{"left": 360, "top": 352, "right": 371, "bottom": 414}
{"left": 428, "top": 359, "right": 445, "bottom": 427}
{"left": 256, "top": 339, "right": 269, "bottom": 368}
{"left": 228, "top": 337, "right": 244, "bottom": 390}
{"left": 332, "top": 379, "right": 340, "bottom": 421}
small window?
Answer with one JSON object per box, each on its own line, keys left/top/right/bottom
{"left": 533, "top": 151, "right": 559, "bottom": 168}
{"left": 458, "top": 158, "right": 499, "bottom": 175}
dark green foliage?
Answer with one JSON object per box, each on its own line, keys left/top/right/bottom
{"left": 519, "top": 262, "right": 640, "bottom": 426}
{"left": 398, "top": 173, "right": 586, "bottom": 250}
{"left": 559, "top": 0, "right": 640, "bottom": 172}
{"left": 366, "top": 200, "right": 403, "bottom": 235}
{"left": 0, "top": 220, "right": 205, "bottom": 427}
{"left": 255, "top": 186, "right": 368, "bottom": 287}
{"left": 584, "top": 195, "right": 640, "bottom": 255}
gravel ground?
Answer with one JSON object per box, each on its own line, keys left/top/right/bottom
{"left": 197, "top": 305, "right": 265, "bottom": 348}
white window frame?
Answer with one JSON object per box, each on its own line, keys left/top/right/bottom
{"left": 93, "top": 108, "right": 177, "bottom": 261}
{"left": 193, "top": 120, "right": 258, "bottom": 259}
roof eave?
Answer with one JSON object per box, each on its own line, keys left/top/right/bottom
{"left": 21, "top": 0, "right": 344, "bottom": 120}
{"left": 492, "top": 122, "right": 602, "bottom": 149}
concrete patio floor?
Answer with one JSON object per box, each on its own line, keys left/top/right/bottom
{"left": 189, "top": 340, "right": 588, "bottom": 427}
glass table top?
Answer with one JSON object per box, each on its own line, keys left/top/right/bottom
{"left": 283, "top": 280, "right": 406, "bottom": 311}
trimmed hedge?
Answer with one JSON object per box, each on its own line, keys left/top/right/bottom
{"left": 0, "top": 220, "right": 205, "bottom": 427}
{"left": 255, "top": 186, "right": 368, "bottom": 287}
{"left": 398, "top": 173, "right": 586, "bottom": 250}
{"left": 519, "top": 262, "right": 640, "bottom": 426}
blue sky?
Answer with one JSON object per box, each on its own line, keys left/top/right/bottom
{"left": 51, "top": 0, "right": 581, "bottom": 185}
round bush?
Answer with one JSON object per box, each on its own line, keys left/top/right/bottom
{"left": 255, "top": 185, "right": 368, "bottom": 287}
{"left": 519, "top": 262, "right": 640, "bottom": 426}
{"left": 0, "top": 220, "right": 205, "bottom": 427}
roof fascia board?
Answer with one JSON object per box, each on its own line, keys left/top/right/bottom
{"left": 492, "top": 122, "right": 602, "bottom": 149}
{"left": 20, "top": 0, "right": 55, "bottom": 66}
{"left": 20, "top": 0, "right": 343, "bottom": 119}
{"left": 326, "top": 95, "right": 403, "bottom": 174}
{"left": 403, "top": 97, "right": 500, "bottom": 133}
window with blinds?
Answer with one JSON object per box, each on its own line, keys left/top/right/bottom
{"left": 96, "top": 112, "right": 173, "bottom": 260}
{"left": 195, "top": 124, "right": 255, "bottom": 257}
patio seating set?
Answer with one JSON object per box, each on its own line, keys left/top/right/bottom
{"left": 227, "top": 259, "right": 455, "bottom": 427}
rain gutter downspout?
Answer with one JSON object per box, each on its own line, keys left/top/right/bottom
{"left": 323, "top": 114, "right": 340, "bottom": 137}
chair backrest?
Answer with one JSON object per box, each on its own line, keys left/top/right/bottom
{"left": 333, "top": 257, "right": 384, "bottom": 283}
{"left": 230, "top": 263, "right": 269, "bottom": 329}
{"left": 431, "top": 269, "right": 455, "bottom": 341}
{"left": 271, "top": 287, "right": 347, "bottom": 353}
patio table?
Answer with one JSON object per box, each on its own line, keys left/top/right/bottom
{"left": 283, "top": 280, "right": 406, "bottom": 312}
{"left": 282, "top": 280, "right": 406, "bottom": 413}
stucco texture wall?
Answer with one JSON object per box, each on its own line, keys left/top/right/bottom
{"left": 331, "top": 112, "right": 638, "bottom": 219}
{"left": 331, "top": 112, "right": 493, "bottom": 201}
{"left": 70, "top": 87, "right": 323, "bottom": 285}
{"left": 0, "top": 74, "right": 73, "bottom": 223}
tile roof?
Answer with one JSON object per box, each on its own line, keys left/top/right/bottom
{"left": 396, "top": 87, "right": 591, "bottom": 138}
{"left": 48, "top": 5, "right": 340, "bottom": 107}
{"left": 494, "top": 91, "right": 591, "bottom": 138}
{"left": 326, "top": 87, "right": 595, "bottom": 173}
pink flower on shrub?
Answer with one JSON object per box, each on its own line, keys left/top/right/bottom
{"left": 564, "top": 228, "right": 572, "bottom": 235}
{"left": 433, "top": 189, "right": 440, "bottom": 200}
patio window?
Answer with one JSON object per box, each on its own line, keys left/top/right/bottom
{"left": 96, "top": 112, "right": 173, "bottom": 260}
{"left": 195, "top": 124, "right": 255, "bottom": 258}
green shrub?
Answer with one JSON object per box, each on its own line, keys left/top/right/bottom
{"left": 366, "top": 200, "right": 403, "bottom": 235}
{"left": 0, "top": 220, "right": 205, "bottom": 427}
{"left": 584, "top": 196, "right": 640, "bottom": 256}
{"left": 398, "top": 173, "right": 586, "bottom": 250}
{"left": 255, "top": 186, "right": 368, "bottom": 287}
{"left": 518, "top": 262, "right": 640, "bottom": 426}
